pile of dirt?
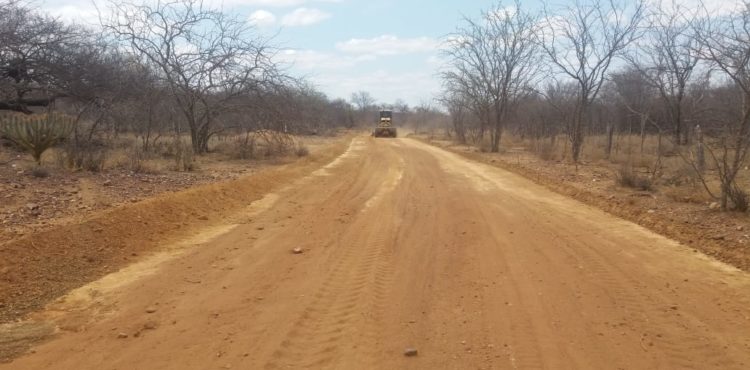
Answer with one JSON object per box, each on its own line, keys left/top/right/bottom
{"left": 0, "top": 159, "right": 266, "bottom": 244}
{"left": 419, "top": 138, "right": 750, "bottom": 272}
{"left": 0, "top": 139, "right": 349, "bottom": 324}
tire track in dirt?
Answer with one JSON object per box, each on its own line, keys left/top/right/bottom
{"left": 3, "top": 137, "right": 750, "bottom": 370}
{"left": 513, "top": 197, "right": 745, "bottom": 369}
{"left": 547, "top": 221, "right": 742, "bottom": 369}
{"left": 262, "top": 141, "right": 402, "bottom": 369}
{"left": 262, "top": 202, "right": 396, "bottom": 369}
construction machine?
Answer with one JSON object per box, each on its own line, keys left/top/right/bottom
{"left": 373, "top": 110, "right": 397, "bottom": 138}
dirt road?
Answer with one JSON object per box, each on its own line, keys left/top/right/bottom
{"left": 3, "top": 137, "right": 750, "bottom": 369}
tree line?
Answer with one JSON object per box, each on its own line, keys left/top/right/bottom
{"left": 0, "top": 0, "right": 364, "bottom": 161}
{"left": 441, "top": 0, "right": 750, "bottom": 210}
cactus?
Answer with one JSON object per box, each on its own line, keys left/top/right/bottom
{"left": 0, "top": 112, "right": 75, "bottom": 164}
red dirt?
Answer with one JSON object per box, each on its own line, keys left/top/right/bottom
{"left": 419, "top": 137, "right": 750, "bottom": 272}
{"left": 0, "top": 139, "right": 349, "bottom": 325}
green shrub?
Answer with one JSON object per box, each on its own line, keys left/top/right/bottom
{"left": 0, "top": 113, "right": 75, "bottom": 164}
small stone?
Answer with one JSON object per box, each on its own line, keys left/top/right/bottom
{"left": 709, "top": 202, "right": 720, "bottom": 210}
{"left": 404, "top": 348, "right": 418, "bottom": 357}
{"left": 737, "top": 226, "right": 744, "bottom": 231}
{"left": 198, "top": 215, "right": 209, "bottom": 220}
{"left": 25, "top": 203, "right": 39, "bottom": 211}
{"left": 292, "top": 247, "right": 304, "bottom": 254}
{"left": 103, "top": 179, "right": 112, "bottom": 186}
{"left": 647, "top": 209, "right": 655, "bottom": 214}
{"left": 143, "top": 321, "right": 158, "bottom": 330}
{"left": 117, "top": 332, "right": 128, "bottom": 339}
{"left": 145, "top": 307, "right": 157, "bottom": 313}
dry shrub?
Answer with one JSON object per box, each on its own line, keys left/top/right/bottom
{"left": 534, "top": 141, "right": 557, "bottom": 161}
{"left": 58, "top": 140, "right": 107, "bottom": 172}
{"left": 663, "top": 162, "right": 698, "bottom": 187}
{"left": 616, "top": 166, "right": 653, "bottom": 191}
{"left": 295, "top": 143, "right": 309, "bottom": 157}
{"left": 173, "top": 141, "right": 196, "bottom": 171}
{"left": 584, "top": 146, "right": 608, "bottom": 162}
{"left": 729, "top": 186, "right": 749, "bottom": 212}
{"left": 663, "top": 184, "right": 712, "bottom": 204}
{"left": 263, "top": 138, "right": 294, "bottom": 157}
{"left": 124, "top": 147, "right": 160, "bottom": 174}
{"left": 225, "top": 136, "right": 257, "bottom": 160}
{"left": 30, "top": 165, "right": 49, "bottom": 178}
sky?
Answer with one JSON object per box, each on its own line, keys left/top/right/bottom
{"left": 38, "top": 0, "right": 739, "bottom": 108}
{"left": 38, "top": 0, "right": 498, "bottom": 108}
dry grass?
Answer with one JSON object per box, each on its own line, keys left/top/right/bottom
{"left": 8, "top": 131, "right": 324, "bottom": 176}
{"left": 456, "top": 131, "right": 750, "bottom": 208}
{"left": 615, "top": 166, "right": 653, "bottom": 191}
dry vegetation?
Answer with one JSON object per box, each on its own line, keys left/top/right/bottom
{"left": 0, "top": 131, "right": 337, "bottom": 244}
{"left": 0, "top": 0, "right": 379, "bottom": 246}
{"left": 440, "top": 0, "right": 750, "bottom": 215}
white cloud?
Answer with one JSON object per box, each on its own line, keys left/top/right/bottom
{"left": 229, "top": 0, "right": 341, "bottom": 8}
{"left": 279, "top": 49, "right": 374, "bottom": 70}
{"left": 281, "top": 7, "right": 331, "bottom": 27}
{"left": 336, "top": 35, "right": 438, "bottom": 56}
{"left": 312, "top": 69, "right": 440, "bottom": 106}
{"left": 645, "top": 0, "right": 740, "bottom": 16}
{"left": 39, "top": 1, "right": 102, "bottom": 25}
{"left": 248, "top": 10, "right": 277, "bottom": 27}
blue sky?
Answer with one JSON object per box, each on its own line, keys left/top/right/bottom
{"left": 38, "top": 0, "right": 736, "bottom": 107}
{"left": 40, "top": 0, "right": 497, "bottom": 107}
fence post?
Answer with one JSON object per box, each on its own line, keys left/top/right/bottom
{"left": 695, "top": 124, "right": 705, "bottom": 174}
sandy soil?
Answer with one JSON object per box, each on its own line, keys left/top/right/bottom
{"left": 0, "top": 136, "right": 336, "bottom": 244}
{"left": 418, "top": 137, "right": 750, "bottom": 272}
{"left": 2, "top": 137, "right": 749, "bottom": 369}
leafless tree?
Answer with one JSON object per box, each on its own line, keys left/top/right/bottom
{"left": 628, "top": 0, "right": 704, "bottom": 145}
{"left": 443, "top": 1, "right": 540, "bottom": 152}
{"left": 441, "top": 65, "right": 492, "bottom": 142}
{"left": 0, "top": 0, "right": 89, "bottom": 113}
{"left": 539, "top": 0, "right": 644, "bottom": 162}
{"left": 438, "top": 91, "right": 469, "bottom": 144}
{"left": 611, "top": 68, "right": 658, "bottom": 155}
{"left": 392, "top": 99, "right": 410, "bottom": 114}
{"left": 691, "top": 3, "right": 750, "bottom": 210}
{"left": 102, "top": 0, "right": 281, "bottom": 154}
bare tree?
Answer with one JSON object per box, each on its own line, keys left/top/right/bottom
{"left": 350, "top": 91, "right": 375, "bottom": 111}
{"left": 412, "top": 101, "right": 432, "bottom": 135}
{"left": 392, "top": 99, "right": 410, "bottom": 114}
{"left": 102, "top": 0, "right": 281, "bottom": 154}
{"left": 441, "top": 66, "right": 492, "bottom": 142}
{"left": 628, "top": 0, "right": 703, "bottom": 145}
{"left": 438, "top": 91, "right": 469, "bottom": 144}
{"left": 691, "top": 3, "right": 750, "bottom": 210}
{"left": 443, "top": 1, "right": 540, "bottom": 152}
{"left": 539, "top": 0, "right": 644, "bottom": 162}
{"left": 611, "top": 68, "right": 657, "bottom": 155}
{"left": 0, "top": 0, "right": 87, "bottom": 113}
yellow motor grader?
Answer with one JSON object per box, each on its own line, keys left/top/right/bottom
{"left": 373, "top": 110, "right": 397, "bottom": 138}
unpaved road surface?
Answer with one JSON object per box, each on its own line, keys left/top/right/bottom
{"left": 3, "top": 137, "right": 750, "bottom": 369}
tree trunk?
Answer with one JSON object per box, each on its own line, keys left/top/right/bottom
{"left": 695, "top": 125, "right": 705, "bottom": 174}
{"left": 605, "top": 122, "right": 614, "bottom": 159}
